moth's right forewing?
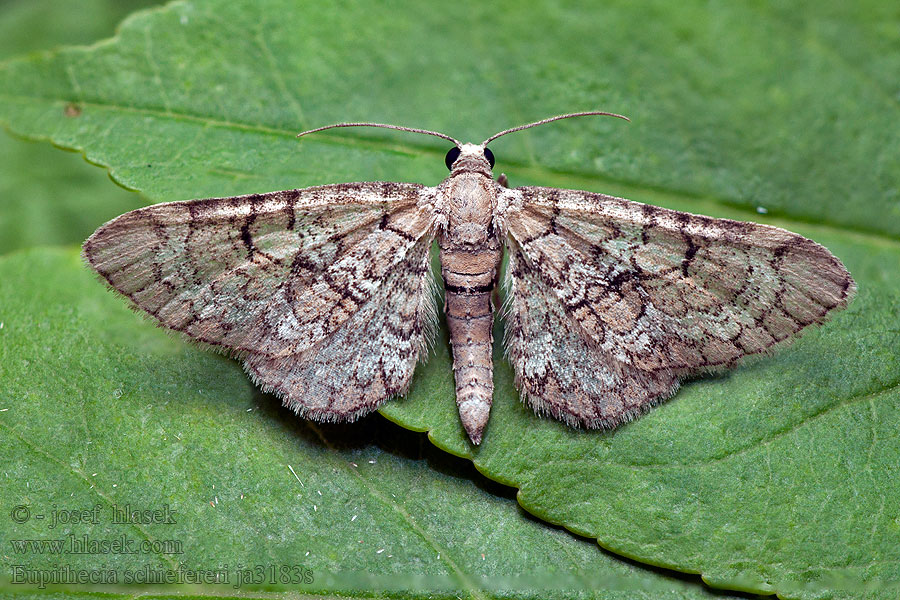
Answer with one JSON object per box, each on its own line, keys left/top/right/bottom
{"left": 501, "top": 230, "right": 678, "bottom": 428}
{"left": 499, "top": 185, "right": 855, "bottom": 429}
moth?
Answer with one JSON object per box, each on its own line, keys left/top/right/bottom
{"left": 83, "top": 112, "right": 855, "bottom": 445}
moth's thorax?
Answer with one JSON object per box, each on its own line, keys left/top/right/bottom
{"left": 439, "top": 145, "right": 498, "bottom": 248}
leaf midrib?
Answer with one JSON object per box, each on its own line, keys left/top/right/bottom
{"left": 1, "top": 92, "right": 896, "bottom": 244}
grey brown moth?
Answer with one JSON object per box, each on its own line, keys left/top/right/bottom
{"left": 83, "top": 112, "right": 855, "bottom": 445}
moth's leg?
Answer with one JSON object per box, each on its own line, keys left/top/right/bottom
{"left": 497, "top": 173, "right": 509, "bottom": 188}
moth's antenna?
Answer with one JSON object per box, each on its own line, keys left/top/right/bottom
{"left": 297, "top": 122, "right": 462, "bottom": 147}
{"left": 481, "top": 111, "right": 630, "bottom": 146}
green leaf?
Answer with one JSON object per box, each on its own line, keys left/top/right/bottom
{"left": 1, "top": 1, "right": 898, "bottom": 234}
{"left": 0, "top": 2, "right": 752, "bottom": 599}
{"left": 388, "top": 228, "right": 900, "bottom": 599}
{"left": 0, "top": 0, "right": 160, "bottom": 254}
{"left": 0, "top": 248, "right": 742, "bottom": 600}
{"left": 0, "top": 1, "right": 898, "bottom": 598}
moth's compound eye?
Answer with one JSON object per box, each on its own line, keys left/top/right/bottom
{"left": 445, "top": 147, "right": 461, "bottom": 170}
{"left": 483, "top": 147, "right": 495, "bottom": 168}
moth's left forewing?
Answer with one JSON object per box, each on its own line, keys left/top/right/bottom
{"left": 84, "top": 182, "right": 441, "bottom": 423}
{"left": 499, "top": 185, "right": 855, "bottom": 429}
{"left": 244, "top": 184, "right": 441, "bottom": 422}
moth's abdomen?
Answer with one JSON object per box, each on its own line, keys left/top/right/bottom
{"left": 440, "top": 245, "right": 502, "bottom": 445}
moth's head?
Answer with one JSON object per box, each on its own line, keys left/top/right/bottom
{"left": 444, "top": 143, "right": 495, "bottom": 176}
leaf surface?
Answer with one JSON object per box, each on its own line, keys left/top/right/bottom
{"left": 0, "top": 248, "right": 741, "bottom": 599}
{"left": 0, "top": 1, "right": 898, "bottom": 598}
{"left": 0, "top": 0, "right": 157, "bottom": 254}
